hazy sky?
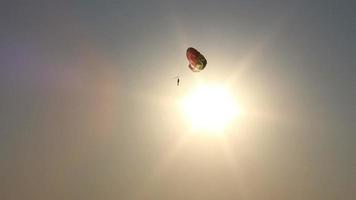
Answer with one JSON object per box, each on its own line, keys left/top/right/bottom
{"left": 1, "top": 1, "right": 355, "bottom": 200}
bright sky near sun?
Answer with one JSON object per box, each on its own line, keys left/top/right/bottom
{"left": 180, "top": 84, "right": 239, "bottom": 133}
{"left": 0, "top": 1, "right": 355, "bottom": 200}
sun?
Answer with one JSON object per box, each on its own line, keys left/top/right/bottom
{"left": 180, "top": 85, "right": 239, "bottom": 133}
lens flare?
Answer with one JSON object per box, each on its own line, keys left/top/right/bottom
{"left": 180, "top": 85, "right": 239, "bottom": 133}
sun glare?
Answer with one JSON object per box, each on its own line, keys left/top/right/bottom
{"left": 180, "top": 85, "right": 239, "bottom": 133}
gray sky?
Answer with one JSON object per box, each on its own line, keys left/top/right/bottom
{"left": 1, "top": 1, "right": 355, "bottom": 199}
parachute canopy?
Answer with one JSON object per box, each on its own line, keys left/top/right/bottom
{"left": 186, "top": 47, "right": 207, "bottom": 72}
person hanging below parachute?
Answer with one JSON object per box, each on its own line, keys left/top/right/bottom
{"left": 173, "top": 75, "right": 180, "bottom": 86}
{"left": 176, "top": 47, "right": 207, "bottom": 86}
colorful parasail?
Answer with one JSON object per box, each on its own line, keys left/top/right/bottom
{"left": 186, "top": 47, "right": 207, "bottom": 72}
